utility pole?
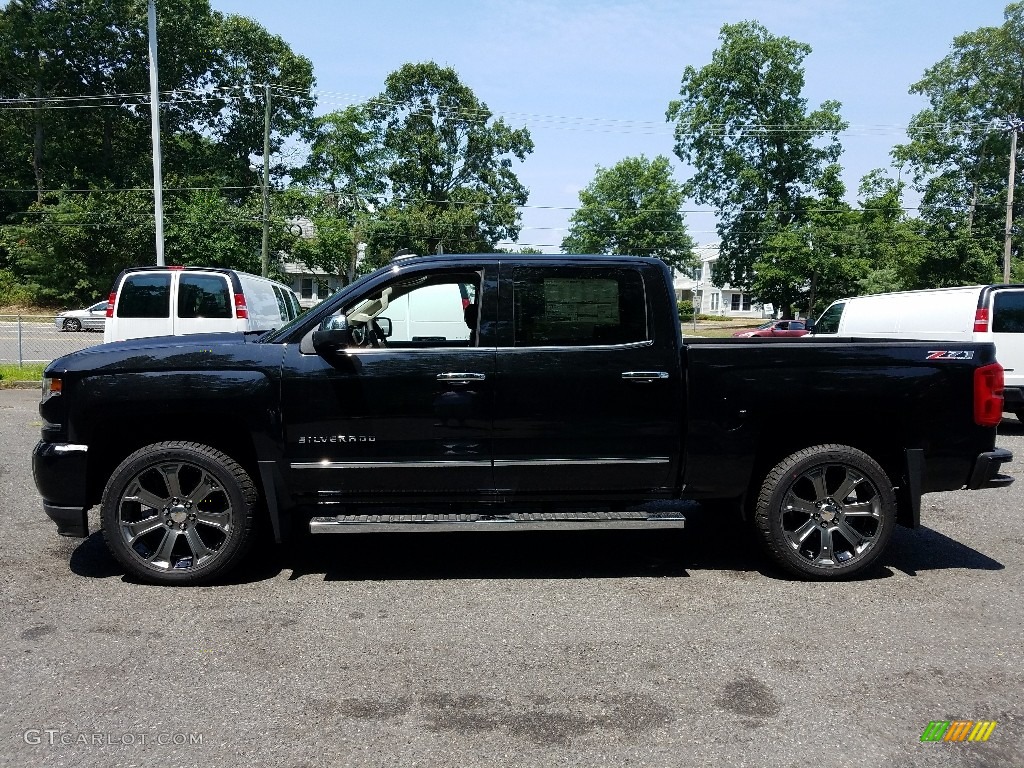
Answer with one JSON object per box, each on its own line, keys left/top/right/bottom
{"left": 147, "top": 0, "right": 165, "bottom": 266}
{"left": 1005, "top": 118, "right": 1021, "bottom": 284}
{"left": 260, "top": 83, "right": 271, "bottom": 278}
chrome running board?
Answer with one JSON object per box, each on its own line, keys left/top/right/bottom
{"left": 309, "top": 509, "right": 685, "bottom": 534}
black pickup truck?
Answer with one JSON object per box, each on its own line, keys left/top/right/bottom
{"left": 33, "top": 254, "right": 1013, "bottom": 585}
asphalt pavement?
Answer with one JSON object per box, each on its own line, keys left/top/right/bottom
{"left": 1, "top": 387, "right": 1022, "bottom": 768}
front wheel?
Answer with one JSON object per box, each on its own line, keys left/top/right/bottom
{"left": 753, "top": 444, "right": 896, "bottom": 580}
{"left": 63, "top": 317, "right": 82, "bottom": 332}
{"left": 100, "top": 441, "right": 257, "bottom": 585}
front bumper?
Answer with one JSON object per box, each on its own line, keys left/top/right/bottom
{"left": 32, "top": 441, "right": 91, "bottom": 537}
{"left": 967, "top": 448, "right": 1014, "bottom": 490}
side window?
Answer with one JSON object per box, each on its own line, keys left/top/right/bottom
{"left": 512, "top": 267, "right": 648, "bottom": 347}
{"left": 380, "top": 275, "right": 479, "bottom": 344}
{"left": 992, "top": 291, "right": 1024, "bottom": 333}
{"left": 273, "top": 285, "right": 289, "bottom": 322}
{"left": 791, "top": 321, "right": 805, "bottom": 331}
{"left": 117, "top": 274, "right": 171, "bottom": 318}
{"left": 814, "top": 302, "right": 845, "bottom": 334}
{"left": 177, "top": 274, "right": 231, "bottom": 319}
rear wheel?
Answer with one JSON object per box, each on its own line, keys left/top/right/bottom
{"left": 100, "top": 441, "right": 257, "bottom": 585}
{"left": 754, "top": 444, "right": 896, "bottom": 580}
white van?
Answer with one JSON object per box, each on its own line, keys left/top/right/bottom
{"left": 381, "top": 281, "right": 474, "bottom": 342}
{"left": 810, "top": 284, "right": 1024, "bottom": 418}
{"left": 103, "top": 267, "right": 301, "bottom": 343}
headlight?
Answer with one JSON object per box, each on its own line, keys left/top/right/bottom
{"left": 42, "top": 376, "right": 62, "bottom": 400}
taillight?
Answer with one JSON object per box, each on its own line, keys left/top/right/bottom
{"left": 974, "top": 362, "right": 1004, "bottom": 427}
{"left": 234, "top": 292, "right": 248, "bottom": 319}
{"left": 106, "top": 291, "right": 116, "bottom": 318}
{"left": 974, "top": 308, "right": 989, "bottom": 332}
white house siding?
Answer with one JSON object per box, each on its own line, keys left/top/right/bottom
{"left": 672, "top": 244, "right": 765, "bottom": 318}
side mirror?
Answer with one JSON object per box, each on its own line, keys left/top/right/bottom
{"left": 312, "top": 314, "right": 352, "bottom": 354}
{"left": 804, "top": 320, "right": 815, "bottom": 334}
{"left": 376, "top": 316, "right": 393, "bottom": 338}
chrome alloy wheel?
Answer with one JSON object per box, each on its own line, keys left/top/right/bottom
{"left": 780, "top": 464, "right": 883, "bottom": 569}
{"left": 116, "top": 460, "right": 234, "bottom": 572}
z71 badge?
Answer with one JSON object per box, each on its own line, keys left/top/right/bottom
{"left": 926, "top": 350, "right": 975, "bottom": 360}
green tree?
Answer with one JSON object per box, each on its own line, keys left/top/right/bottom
{"left": 752, "top": 165, "right": 865, "bottom": 317}
{"left": 288, "top": 106, "right": 383, "bottom": 284}
{"left": 560, "top": 155, "right": 696, "bottom": 270}
{"left": 298, "top": 62, "right": 534, "bottom": 270}
{"left": 0, "top": 0, "right": 316, "bottom": 304}
{"left": 666, "top": 20, "right": 847, "bottom": 309}
{"left": 0, "top": 190, "right": 154, "bottom": 305}
{"left": 894, "top": 3, "right": 1024, "bottom": 284}
{"left": 852, "top": 170, "right": 927, "bottom": 294}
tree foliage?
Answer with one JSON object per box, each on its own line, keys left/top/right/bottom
{"left": 893, "top": 4, "right": 1024, "bottom": 285}
{"left": 666, "top": 21, "right": 847, "bottom": 312}
{"left": 751, "top": 166, "right": 866, "bottom": 317}
{"left": 560, "top": 155, "right": 695, "bottom": 270}
{"left": 297, "top": 62, "right": 534, "bottom": 272}
{"left": 0, "top": 0, "right": 314, "bottom": 306}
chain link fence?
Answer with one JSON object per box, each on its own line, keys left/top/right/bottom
{"left": 0, "top": 315, "right": 105, "bottom": 365}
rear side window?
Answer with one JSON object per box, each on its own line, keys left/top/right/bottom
{"left": 178, "top": 274, "right": 232, "bottom": 319}
{"left": 813, "top": 302, "right": 845, "bottom": 334}
{"left": 117, "top": 274, "right": 171, "bottom": 318}
{"left": 512, "top": 267, "right": 648, "bottom": 347}
{"left": 992, "top": 291, "right": 1024, "bottom": 333}
{"left": 273, "top": 285, "right": 290, "bottom": 321}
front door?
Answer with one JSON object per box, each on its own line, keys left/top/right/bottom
{"left": 281, "top": 264, "right": 497, "bottom": 505}
{"left": 491, "top": 263, "right": 682, "bottom": 499}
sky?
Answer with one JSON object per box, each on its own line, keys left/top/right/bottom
{"left": 206, "top": 0, "right": 1011, "bottom": 252}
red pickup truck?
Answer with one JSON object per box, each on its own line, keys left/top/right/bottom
{"left": 732, "top": 320, "right": 809, "bottom": 338}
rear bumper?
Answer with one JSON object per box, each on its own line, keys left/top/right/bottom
{"left": 32, "top": 441, "right": 91, "bottom": 537}
{"left": 967, "top": 448, "right": 1014, "bottom": 490}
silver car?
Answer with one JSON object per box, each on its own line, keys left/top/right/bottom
{"left": 55, "top": 301, "right": 109, "bottom": 332}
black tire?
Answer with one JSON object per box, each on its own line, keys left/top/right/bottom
{"left": 100, "top": 441, "right": 257, "bottom": 585}
{"left": 753, "top": 444, "right": 896, "bottom": 580}
{"left": 63, "top": 317, "right": 81, "bottom": 332}
{"left": 1015, "top": 409, "right": 1024, "bottom": 424}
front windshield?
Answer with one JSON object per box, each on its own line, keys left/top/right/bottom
{"left": 756, "top": 321, "right": 774, "bottom": 330}
{"left": 813, "top": 302, "right": 845, "bottom": 334}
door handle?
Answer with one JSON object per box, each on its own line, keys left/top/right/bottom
{"left": 437, "top": 372, "right": 487, "bottom": 383}
{"left": 621, "top": 371, "right": 669, "bottom": 383}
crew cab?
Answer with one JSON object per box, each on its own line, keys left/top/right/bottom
{"left": 32, "top": 254, "right": 1013, "bottom": 585}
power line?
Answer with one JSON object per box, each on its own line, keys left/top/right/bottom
{"left": 0, "top": 86, "right": 1006, "bottom": 138}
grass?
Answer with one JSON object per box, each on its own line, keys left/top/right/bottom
{"left": 0, "top": 362, "right": 46, "bottom": 384}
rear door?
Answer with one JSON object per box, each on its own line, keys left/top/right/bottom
{"left": 491, "top": 262, "right": 682, "bottom": 498}
{"left": 174, "top": 272, "right": 236, "bottom": 335}
{"left": 110, "top": 272, "right": 172, "bottom": 341}
{"left": 988, "top": 287, "right": 1024, "bottom": 397}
